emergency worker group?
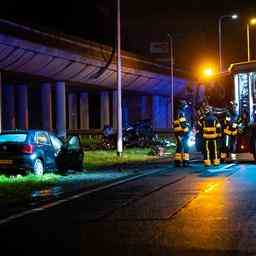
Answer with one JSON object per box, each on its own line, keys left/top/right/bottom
{"left": 173, "top": 99, "right": 242, "bottom": 167}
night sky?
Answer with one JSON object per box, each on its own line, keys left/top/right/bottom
{"left": 0, "top": 1, "right": 256, "bottom": 73}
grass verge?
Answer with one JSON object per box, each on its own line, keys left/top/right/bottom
{"left": 84, "top": 148, "right": 158, "bottom": 170}
{"left": 0, "top": 147, "right": 175, "bottom": 203}
{"left": 0, "top": 173, "right": 61, "bottom": 202}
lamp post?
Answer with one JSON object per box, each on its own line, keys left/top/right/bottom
{"left": 167, "top": 33, "right": 174, "bottom": 128}
{"left": 117, "top": 0, "right": 123, "bottom": 156}
{"left": 247, "top": 18, "right": 256, "bottom": 62}
{"left": 218, "top": 14, "right": 238, "bottom": 72}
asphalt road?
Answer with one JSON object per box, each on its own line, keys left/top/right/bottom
{"left": 1, "top": 162, "right": 256, "bottom": 256}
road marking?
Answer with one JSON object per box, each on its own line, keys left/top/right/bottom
{"left": 0, "top": 166, "right": 173, "bottom": 226}
{"left": 207, "top": 163, "right": 236, "bottom": 173}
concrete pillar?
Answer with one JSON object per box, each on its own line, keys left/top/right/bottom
{"left": 141, "top": 96, "right": 148, "bottom": 120}
{"left": 41, "top": 83, "right": 52, "bottom": 131}
{"left": 122, "top": 96, "right": 129, "bottom": 128}
{"left": 112, "top": 90, "right": 118, "bottom": 129}
{"left": 79, "top": 92, "right": 89, "bottom": 130}
{"left": 55, "top": 81, "right": 66, "bottom": 138}
{"left": 3, "top": 84, "right": 15, "bottom": 129}
{"left": 100, "top": 91, "right": 110, "bottom": 128}
{"left": 152, "top": 95, "right": 168, "bottom": 129}
{"left": 68, "top": 93, "right": 78, "bottom": 129}
{"left": 17, "top": 84, "right": 28, "bottom": 129}
{"left": 152, "top": 96, "right": 160, "bottom": 129}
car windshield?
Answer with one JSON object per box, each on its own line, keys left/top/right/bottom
{"left": 0, "top": 133, "right": 27, "bottom": 143}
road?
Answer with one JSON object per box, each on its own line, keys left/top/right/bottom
{"left": 1, "top": 162, "right": 256, "bottom": 256}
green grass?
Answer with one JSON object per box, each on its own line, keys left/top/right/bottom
{"left": 84, "top": 148, "right": 158, "bottom": 170}
{"left": 0, "top": 147, "right": 175, "bottom": 203}
{"left": 0, "top": 173, "right": 61, "bottom": 201}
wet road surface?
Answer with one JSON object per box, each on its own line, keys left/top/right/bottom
{"left": 1, "top": 162, "right": 255, "bottom": 255}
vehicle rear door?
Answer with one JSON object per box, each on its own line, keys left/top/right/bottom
{"left": 35, "top": 131, "right": 55, "bottom": 169}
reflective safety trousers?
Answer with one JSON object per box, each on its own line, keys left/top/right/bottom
{"left": 203, "top": 139, "right": 220, "bottom": 166}
{"left": 175, "top": 133, "right": 189, "bottom": 162}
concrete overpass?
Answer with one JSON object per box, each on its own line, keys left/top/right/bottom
{"left": 0, "top": 19, "right": 198, "bottom": 137}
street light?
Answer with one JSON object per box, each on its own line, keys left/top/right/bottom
{"left": 218, "top": 14, "right": 238, "bottom": 72}
{"left": 247, "top": 18, "right": 256, "bottom": 62}
{"left": 167, "top": 33, "right": 174, "bottom": 129}
{"left": 203, "top": 68, "right": 214, "bottom": 78}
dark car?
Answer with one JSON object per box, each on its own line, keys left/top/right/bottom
{"left": 0, "top": 130, "right": 84, "bottom": 175}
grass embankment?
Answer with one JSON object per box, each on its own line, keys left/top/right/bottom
{"left": 0, "top": 147, "right": 175, "bottom": 202}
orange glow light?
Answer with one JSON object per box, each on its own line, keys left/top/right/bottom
{"left": 203, "top": 68, "right": 214, "bottom": 77}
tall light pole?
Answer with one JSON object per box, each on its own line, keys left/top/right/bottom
{"left": 117, "top": 0, "right": 123, "bottom": 156}
{"left": 218, "top": 14, "right": 238, "bottom": 72}
{"left": 167, "top": 33, "right": 174, "bottom": 128}
{"left": 247, "top": 18, "right": 256, "bottom": 62}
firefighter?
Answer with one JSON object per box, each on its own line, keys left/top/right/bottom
{"left": 221, "top": 101, "right": 240, "bottom": 162}
{"left": 199, "top": 105, "right": 222, "bottom": 167}
{"left": 173, "top": 100, "right": 191, "bottom": 167}
{"left": 195, "top": 99, "right": 208, "bottom": 152}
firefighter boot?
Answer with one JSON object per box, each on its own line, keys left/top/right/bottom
{"left": 220, "top": 152, "right": 227, "bottom": 163}
{"left": 230, "top": 153, "right": 237, "bottom": 163}
{"left": 213, "top": 158, "right": 220, "bottom": 166}
{"left": 204, "top": 159, "right": 211, "bottom": 167}
{"left": 182, "top": 153, "right": 190, "bottom": 167}
{"left": 174, "top": 153, "right": 182, "bottom": 167}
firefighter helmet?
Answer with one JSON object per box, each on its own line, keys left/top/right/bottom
{"left": 227, "top": 101, "right": 237, "bottom": 112}
{"left": 204, "top": 105, "right": 213, "bottom": 114}
{"left": 177, "top": 99, "right": 188, "bottom": 109}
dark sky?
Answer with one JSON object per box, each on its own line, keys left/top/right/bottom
{"left": 0, "top": 1, "right": 256, "bottom": 73}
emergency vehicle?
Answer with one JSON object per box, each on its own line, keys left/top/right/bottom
{"left": 228, "top": 61, "right": 256, "bottom": 160}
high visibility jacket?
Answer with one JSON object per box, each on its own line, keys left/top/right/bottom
{"left": 223, "top": 112, "right": 240, "bottom": 136}
{"left": 173, "top": 109, "right": 190, "bottom": 135}
{"left": 199, "top": 113, "right": 221, "bottom": 140}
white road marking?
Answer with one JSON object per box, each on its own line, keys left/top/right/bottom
{"left": 207, "top": 163, "right": 236, "bottom": 173}
{"left": 0, "top": 166, "right": 171, "bottom": 226}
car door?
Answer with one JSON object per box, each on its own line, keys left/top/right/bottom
{"left": 49, "top": 134, "right": 63, "bottom": 157}
{"left": 36, "top": 131, "right": 55, "bottom": 169}
{"left": 57, "top": 135, "right": 84, "bottom": 171}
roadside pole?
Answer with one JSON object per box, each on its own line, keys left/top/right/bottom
{"left": 167, "top": 33, "right": 174, "bottom": 128}
{"left": 117, "top": 0, "right": 123, "bottom": 156}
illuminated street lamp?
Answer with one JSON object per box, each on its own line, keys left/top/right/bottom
{"left": 247, "top": 18, "right": 256, "bottom": 62}
{"left": 218, "top": 14, "right": 238, "bottom": 72}
{"left": 199, "top": 64, "right": 216, "bottom": 79}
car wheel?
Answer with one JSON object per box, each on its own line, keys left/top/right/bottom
{"left": 33, "top": 158, "right": 44, "bottom": 176}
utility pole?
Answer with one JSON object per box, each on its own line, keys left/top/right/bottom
{"left": 117, "top": 0, "right": 123, "bottom": 156}
{"left": 247, "top": 23, "right": 251, "bottom": 62}
{"left": 167, "top": 33, "right": 174, "bottom": 128}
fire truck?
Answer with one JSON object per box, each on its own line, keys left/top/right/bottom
{"left": 228, "top": 61, "right": 256, "bottom": 160}
{"left": 198, "top": 61, "right": 256, "bottom": 160}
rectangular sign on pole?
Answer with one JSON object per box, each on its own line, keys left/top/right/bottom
{"left": 150, "top": 42, "right": 169, "bottom": 54}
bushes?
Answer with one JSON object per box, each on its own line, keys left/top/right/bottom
{"left": 78, "top": 133, "right": 176, "bottom": 152}
{"left": 80, "top": 135, "right": 103, "bottom": 150}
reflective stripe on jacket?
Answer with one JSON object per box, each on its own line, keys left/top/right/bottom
{"left": 201, "top": 115, "right": 221, "bottom": 140}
